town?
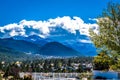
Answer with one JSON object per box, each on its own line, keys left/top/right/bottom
{"left": 0, "top": 57, "right": 93, "bottom": 79}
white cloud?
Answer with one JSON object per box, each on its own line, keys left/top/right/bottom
{"left": 79, "top": 39, "right": 92, "bottom": 43}
{"left": 0, "top": 16, "right": 99, "bottom": 38}
{"left": 89, "top": 18, "right": 98, "bottom": 22}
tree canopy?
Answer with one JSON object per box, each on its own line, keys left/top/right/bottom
{"left": 90, "top": 2, "right": 120, "bottom": 70}
{"left": 90, "top": 2, "right": 120, "bottom": 53}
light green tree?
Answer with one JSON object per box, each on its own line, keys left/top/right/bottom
{"left": 90, "top": 2, "right": 120, "bottom": 70}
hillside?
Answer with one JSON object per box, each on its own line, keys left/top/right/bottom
{"left": 0, "top": 38, "right": 41, "bottom": 54}
{"left": 40, "top": 42, "right": 82, "bottom": 57}
{"left": 0, "top": 45, "right": 26, "bottom": 61}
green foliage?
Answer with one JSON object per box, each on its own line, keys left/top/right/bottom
{"left": 3, "top": 63, "right": 20, "bottom": 79}
{"left": 77, "top": 64, "right": 84, "bottom": 72}
{"left": 93, "top": 51, "right": 112, "bottom": 70}
{"left": 79, "top": 72, "right": 93, "bottom": 80}
{"left": 90, "top": 2, "right": 120, "bottom": 53}
{"left": 90, "top": 2, "right": 120, "bottom": 70}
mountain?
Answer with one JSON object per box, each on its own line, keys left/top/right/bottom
{"left": 61, "top": 40, "right": 97, "bottom": 56}
{"left": 11, "top": 28, "right": 97, "bottom": 56}
{"left": 0, "top": 37, "right": 83, "bottom": 57}
{"left": 48, "top": 29, "right": 97, "bottom": 56}
{"left": 13, "top": 35, "right": 52, "bottom": 46}
{"left": 13, "top": 34, "right": 97, "bottom": 56}
{"left": 0, "top": 38, "right": 41, "bottom": 54}
{"left": 0, "top": 45, "right": 26, "bottom": 61}
{"left": 11, "top": 29, "right": 97, "bottom": 56}
{"left": 39, "top": 42, "right": 82, "bottom": 57}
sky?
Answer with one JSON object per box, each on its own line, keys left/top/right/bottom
{"left": 0, "top": 0, "right": 119, "bottom": 26}
{"left": 0, "top": 0, "right": 119, "bottom": 56}
{"left": 0, "top": 0, "right": 119, "bottom": 39}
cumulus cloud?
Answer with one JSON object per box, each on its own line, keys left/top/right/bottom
{"left": 0, "top": 16, "right": 99, "bottom": 38}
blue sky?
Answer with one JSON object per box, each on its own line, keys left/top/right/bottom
{"left": 0, "top": 0, "right": 119, "bottom": 56}
{"left": 0, "top": 0, "right": 119, "bottom": 26}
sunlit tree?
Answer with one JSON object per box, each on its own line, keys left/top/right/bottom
{"left": 90, "top": 2, "right": 120, "bottom": 70}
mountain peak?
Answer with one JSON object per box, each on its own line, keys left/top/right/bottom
{"left": 40, "top": 41, "right": 82, "bottom": 57}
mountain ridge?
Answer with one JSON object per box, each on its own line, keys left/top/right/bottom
{"left": 12, "top": 35, "right": 97, "bottom": 56}
{"left": 0, "top": 38, "right": 41, "bottom": 54}
{"left": 40, "top": 41, "right": 82, "bottom": 57}
{"left": 0, "top": 37, "right": 83, "bottom": 57}
{"left": 0, "top": 45, "right": 26, "bottom": 61}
